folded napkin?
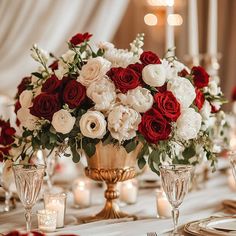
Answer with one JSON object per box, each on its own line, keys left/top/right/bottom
{"left": 222, "top": 200, "right": 236, "bottom": 214}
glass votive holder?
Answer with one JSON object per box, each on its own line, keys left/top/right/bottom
{"left": 44, "top": 192, "right": 67, "bottom": 228}
{"left": 72, "top": 178, "right": 91, "bottom": 208}
{"left": 120, "top": 179, "right": 138, "bottom": 204}
{"left": 156, "top": 189, "right": 172, "bottom": 218}
{"left": 37, "top": 209, "right": 57, "bottom": 232}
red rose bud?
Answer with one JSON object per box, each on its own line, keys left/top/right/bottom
{"left": 63, "top": 80, "right": 86, "bottom": 109}
{"left": 194, "top": 88, "right": 205, "bottom": 110}
{"left": 178, "top": 69, "right": 189, "bottom": 77}
{"left": 42, "top": 75, "right": 61, "bottom": 93}
{"left": 154, "top": 91, "right": 181, "bottom": 122}
{"left": 49, "top": 60, "right": 59, "bottom": 71}
{"left": 232, "top": 87, "right": 236, "bottom": 101}
{"left": 30, "top": 93, "right": 61, "bottom": 121}
{"left": 156, "top": 83, "right": 167, "bottom": 93}
{"left": 69, "top": 32, "right": 92, "bottom": 46}
{"left": 138, "top": 108, "right": 171, "bottom": 144}
{"left": 140, "top": 51, "right": 161, "bottom": 65}
{"left": 107, "top": 67, "right": 141, "bottom": 93}
{"left": 191, "top": 66, "right": 209, "bottom": 88}
{"left": 17, "top": 77, "right": 31, "bottom": 96}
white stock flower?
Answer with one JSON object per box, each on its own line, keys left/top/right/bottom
{"left": 86, "top": 77, "right": 116, "bottom": 112}
{"left": 142, "top": 64, "right": 166, "bottom": 87}
{"left": 118, "top": 86, "right": 153, "bottom": 113}
{"left": 167, "top": 77, "right": 196, "bottom": 109}
{"left": 176, "top": 108, "right": 202, "bottom": 140}
{"left": 31, "top": 44, "right": 49, "bottom": 63}
{"left": 19, "top": 90, "right": 33, "bottom": 108}
{"left": 200, "top": 101, "right": 211, "bottom": 120}
{"left": 80, "top": 111, "right": 107, "bottom": 139}
{"left": 78, "top": 57, "right": 111, "bottom": 86}
{"left": 17, "top": 108, "right": 39, "bottom": 131}
{"left": 52, "top": 109, "right": 76, "bottom": 134}
{"left": 108, "top": 105, "right": 141, "bottom": 142}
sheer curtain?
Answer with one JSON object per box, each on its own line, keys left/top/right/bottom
{"left": 0, "top": 0, "right": 128, "bottom": 118}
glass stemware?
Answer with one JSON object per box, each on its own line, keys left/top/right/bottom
{"left": 229, "top": 151, "right": 236, "bottom": 179}
{"left": 12, "top": 164, "right": 45, "bottom": 231}
{"left": 159, "top": 164, "right": 192, "bottom": 235}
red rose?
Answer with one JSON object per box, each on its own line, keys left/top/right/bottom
{"left": 191, "top": 66, "right": 209, "bottom": 88}
{"left": 63, "top": 80, "right": 86, "bottom": 109}
{"left": 194, "top": 89, "right": 205, "bottom": 110}
{"left": 107, "top": 67, "right": 141, "bottom": 93}
{"left": 14, "top": 100, "right": 21, "bottom": 114}
{"left": 0, "top": 120, "right": 16, "bottom": 146}
{"left": 140, "top": 51, "right": 161, "bottom": 65}
{"left": 69, "top": 32, "right": 92, "bottom": 46}
{"left": 154, "top": 91, "right": 181, "bottom": 122}
{"left": 17, "top": 77, "right": 31, "bottom": 96}
{"left": 30, "top": 93, "right": 61, "bottom": 121}
{"left": 138, "top": 108, "right": 171, "bottom": 144}
{"left": 156, "top": 83, "right": 167, "bottom": 93}
{"left": 127, "top": 63, "right": 144, "bottom": 75}
{"left": 232, "top": 87, "right": 236, "bottom": 101}
{"left": 49, "top": 60, "right": 59, "bottom": 71}
{"left": 178, "top": 69, "right": 189, "bottom": 77}
{"left": 42, "top": 75, "right": 61, "bottom": 93}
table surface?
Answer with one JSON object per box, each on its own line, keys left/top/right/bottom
{"left": 0, "top": 171, "right": 235, "bottom": 236}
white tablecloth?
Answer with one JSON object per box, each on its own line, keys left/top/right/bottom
{"left": 0, "top": 172, "right": 235, "bottom": 236}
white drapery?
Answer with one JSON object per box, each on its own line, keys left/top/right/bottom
{"left": 0, "top": 0, "right": 128, "bottom": 118}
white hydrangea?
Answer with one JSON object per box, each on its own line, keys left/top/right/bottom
{"left": 86, "top": 77, "right": 116, "bottom": 112}
{"left": 176, "top": 108, "right": 202, "bottom": 140}
{"left": 142, "top": 64, "right": 166, "bottom": 87}
{"left": 78, "top": 57, "right": 111, "bottom": 86}
{"left": 167, "top": 77, "right": 196, "bottom": 109}
{"left": 118, "top": 86, "right": 153, "bottom": 113}
{"left": 108, "top": 105, "right": 141, "bottom": 142}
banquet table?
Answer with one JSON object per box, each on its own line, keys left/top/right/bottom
{"left": 0, "top": 171, "right": 235, "bottom": 236}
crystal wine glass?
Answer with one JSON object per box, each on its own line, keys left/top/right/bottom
{"left": 159, "top": 164, "right": 192, "bottom": 235}
{"left": 12, "top": 164, "right": 45, "bottom": 231}
{"left": 229, "top": 151, "right": 236, "bottom": 180}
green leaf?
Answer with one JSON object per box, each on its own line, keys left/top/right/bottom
{"left": 102, "top": 134, "right": 113, "bottom": 146}
{"left": 49, "top": 133, "right": 57, "bottom": 144}
{"left": 31, "top": 72, "right": 43, "bottom": 79}
{"left": 71, "top": 147, "right": 81, "bottom": 163}
{"left": 83, "top": 142, "right": 96, "bottom": 157}
{"left": 137, "top": 143, "right": 148, "bottom": 160}
{"left": 182, "top": 145, "right": 196, "bottom": 160}
{"left": 138, "top": 157, "right": 146, "bottom": 169}
{"left": 149, "top": 149, "right": 161, "bottom": 164}
{"left": 124, "top": 140, "right": 137, "bottom": 153}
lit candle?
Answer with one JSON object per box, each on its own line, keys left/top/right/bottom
{"left": 72, "top": 178, "right": 91, "bottom": 208}
{"left": 156, "top": 190, "right": 172, "bottom": 218}
{"left": 166, "top": 4, "right": 175, "bottom": 52}
{"left": 188, "top": 0, "right": 199, "bottom": 62}
{"left": 207, "top": 0, "right": 218, "bottom": 56}
{"left": 37, "top": 209, "right": 57, "bottom": 232}
{"left": 120, "top": 179, "right": 138, "bottom": 204}
{"left": 44, "top": 192, "right": 67, "bottom": 228}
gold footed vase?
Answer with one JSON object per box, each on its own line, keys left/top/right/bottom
{"left": 83, "top": 142, "right": 141, "bottom": 222}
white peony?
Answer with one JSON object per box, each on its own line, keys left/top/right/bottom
{"left": 167, "top": 77, "right": 196, "bottom": 109}
{"left": 52, "top": 109, "right": 76, "bottom": 134}
{"left": 78, "top": 57, "right": 111, "bottom": 87}
{"left": 176, "top": 108, "right": 202, "bottom": 140}
{"left": 80, "top": 111, "right": 107, "bottom": 139}
{"left": 142, "top": 64, "right": 166, "bottom": 87}
{"left": 118, "top": 86, "right": 153, "bottom": 113}
{"left": 86, "top": 77, "right": 116, "bottom": 112}
{"left": 19, "top": 90, "right": 33, "bottom": 108}
{"left": 200, "top": 101, "right": 211, "bottom": 120}
{"left": 17, "top": 108, "right": 39, "bottom": 131}
{"left": 108, "top": 105, "right": 141, "bottom": 142}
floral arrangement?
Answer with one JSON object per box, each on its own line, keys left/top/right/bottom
{"left": 11, "top": 32, "right": 225, "bottom": 173}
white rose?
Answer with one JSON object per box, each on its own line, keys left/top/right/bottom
{"left": 118, "top": 86, "right": 153, "bottom": 113}
{"left": 176, "top": 108, "right": 202, "bottom": 140}
{"left": 208, "top": 81, "right": 218, "bottom": 96}
{"left": 142, "top": 64, "right": 166, "bottom": 87}
{"left": 108, "top": 105, "right": 141, "bottom": 142}
{"left": 19, "top": 90, "right": 33, "bottom": 108}
{"left": 52, "top": 109, "right": 76, "bottom": 134}
{"left": 78, "top": 57, "right": 111, "bottom": 86}
{"left": 17, "top": 108, "right": 39, "bottom": 131}
{"left": 62, "top": 50, "right": 76, "bottom": 64}
{"left": 86, "top": 77, "right": 116, "bottom": 112}
{"left": 167, "top": 77, "right": 196, "bottom": 109}
{"left": 200, "top": 101, "right": 211, "bottom": 120}
{"left": 80, "top": 111, "right": 107, "bottom": 139}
